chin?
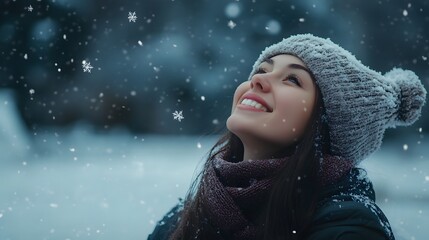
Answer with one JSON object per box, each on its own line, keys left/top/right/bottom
{"left": 226, "top": 118, "right": 247, "bottom": 139}
{"left": 226, "top": 114, "right": 248, "bottom": 130}
{"left": 225, "top": 116, "right": 236, "bottom": 133}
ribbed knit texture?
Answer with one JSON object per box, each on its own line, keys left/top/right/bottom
{"left": 200, "top": 152, "right": 353, "bottom": 240}
{"left": 248, "top": 34, "right": 427, "bottom": 164}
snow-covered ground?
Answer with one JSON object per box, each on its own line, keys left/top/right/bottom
{"left": 1, "top": 91, "right": 428, "bottom": 239}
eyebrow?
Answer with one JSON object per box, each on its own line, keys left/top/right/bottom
{"left": 263, "top": 58, "right": 312, "bottom": 76}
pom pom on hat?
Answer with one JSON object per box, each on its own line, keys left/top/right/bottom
{"left": 384, "top": 68, "right": 427, "bottom": 127}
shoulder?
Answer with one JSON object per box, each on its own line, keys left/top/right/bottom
{"left": 147, "top": 199, "right": 184, "bottom": 240}
{"left": 307, "top": 200, "right": 394, "bottom": 240}
{"left": 306, "top": 168, "right": 395, "bottom": 240}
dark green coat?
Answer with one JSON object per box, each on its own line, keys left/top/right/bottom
{"left": 147, "top": 168, "right": 395, "bottom": 240}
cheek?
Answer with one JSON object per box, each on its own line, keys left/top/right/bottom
{"left": 277, "top": 97, "right": 312, "bottom": 130}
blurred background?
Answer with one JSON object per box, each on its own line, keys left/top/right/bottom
{"left": 0, "top": 0, "right": 428, "bottom": 239}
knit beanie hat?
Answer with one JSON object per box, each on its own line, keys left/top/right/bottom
{"left": 249, "top": 33, "right": 427, "bottom": 164}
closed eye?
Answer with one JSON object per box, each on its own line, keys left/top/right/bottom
{"left": 255, "top": 68, "right": 302, "bottom": 87}
{"left": 255, "top": 68, "right": 267, "bottom": 74}
{"left": 284, "top": 74, "right": 301, "bottom": 87}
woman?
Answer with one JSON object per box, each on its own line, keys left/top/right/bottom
{"left": 147, "top": 34, "right": 427, "bottom": 240}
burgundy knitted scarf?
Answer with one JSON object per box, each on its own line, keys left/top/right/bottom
{"left": 200, "top": 152, "right": 354, "bottom": 240}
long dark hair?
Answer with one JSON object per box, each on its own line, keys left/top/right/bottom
{"left": 169, "top": 57, "right": 331, "bottom": 240}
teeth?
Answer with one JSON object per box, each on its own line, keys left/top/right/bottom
{"left": 240, "top": 99, "right": 268, "bottom": 112}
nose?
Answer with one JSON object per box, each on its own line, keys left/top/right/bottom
{"left": 250, "top": 73, "right": 271, "bottom": 92}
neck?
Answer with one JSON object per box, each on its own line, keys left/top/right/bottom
{"left": 242, "top": 143, "right": 296, "bottom": 161}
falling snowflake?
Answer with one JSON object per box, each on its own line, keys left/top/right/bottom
{"left": 265, "top": 20, "right": 281, "bottom": 35}
{"left": 27, "top": 5, "right": 33, "bottom": 12}
{"left": 49, "top": 203, "right": 58, "bottom": 208}
{"left": 227, "top": 20, "right": 236, "bottom": 29}
{"left": 128, "top": 12, "right": 137, "bottom": 22}
{"left": 172, "top": 110, "right": 184, "bottom": 122}
{"left": 82, "top": 60, "right": 93, "bottom": 73}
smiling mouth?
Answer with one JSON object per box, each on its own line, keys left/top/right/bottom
{"left": 239, "top": 98, "right": 271, "bottom": 112}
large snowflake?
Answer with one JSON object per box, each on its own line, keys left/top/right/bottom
{"left": 82, "top": 60, "right": 93, "bottom": 73}
{"left": 227, "top": 20, "right": 236, "bottom": 29}
{"left": 172, "top": 110, "right": 184, "bottom": 122}
{"left": 128, "top": 12, "right": 137, "bottom": 22}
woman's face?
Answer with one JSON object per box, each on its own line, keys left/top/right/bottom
{"left": 227, "top": 54, "right": 316, "bottom": 153}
